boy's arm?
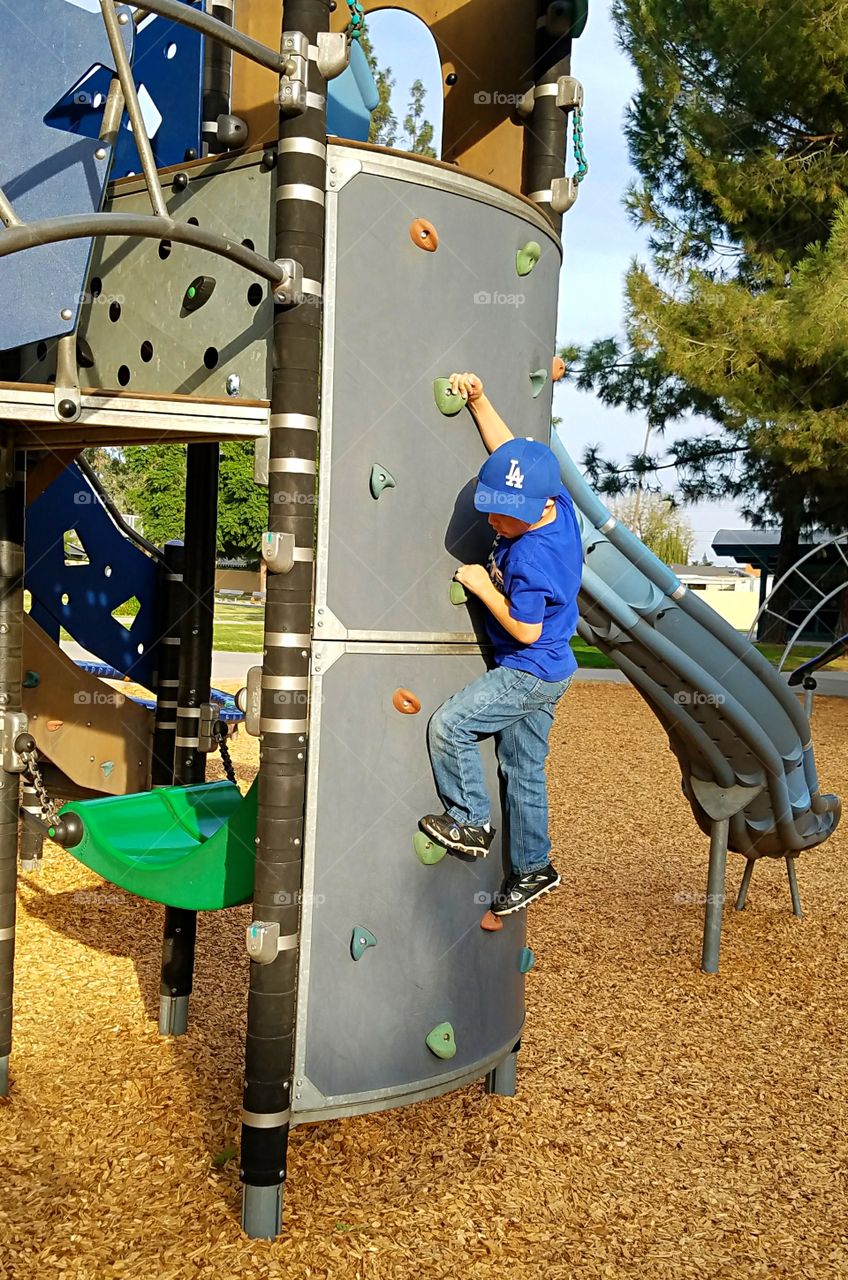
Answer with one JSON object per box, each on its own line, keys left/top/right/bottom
{"left": 454, "top": 564, "right": 543, "bottom": 644}
{"left": 449, "top": 372, "right": 513, "bottom": 453}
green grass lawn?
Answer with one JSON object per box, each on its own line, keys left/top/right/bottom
{"left": 50, "top": 594, "right": 848, "bottom": 673}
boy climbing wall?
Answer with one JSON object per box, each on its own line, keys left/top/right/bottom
{"left": 419, "top": 371, "right": 583, "bottom": 915}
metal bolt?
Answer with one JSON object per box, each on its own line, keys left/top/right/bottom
{"left": 95, "top": 147, "right": 107, "bottom": 161}
{"left": 118, "top": 10, "right": 129, "bottom": 23}
{"left": 60, "top": 308, "right": 73, "bottom": 321}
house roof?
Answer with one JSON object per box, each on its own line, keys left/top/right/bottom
{"left": 712, "top": 528, "right": 840, "bottom": 570}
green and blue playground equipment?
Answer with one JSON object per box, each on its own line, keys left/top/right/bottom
{"left": 0, "top": 0, "right": 839, "bottom": 1243}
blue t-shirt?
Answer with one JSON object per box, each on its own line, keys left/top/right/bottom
{"left": 483, "top": 485, "right": 583, "bottom": 681}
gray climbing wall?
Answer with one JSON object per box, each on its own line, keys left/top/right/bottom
{"left": 292, "top": 145, "right": 563, "bottom": 1121}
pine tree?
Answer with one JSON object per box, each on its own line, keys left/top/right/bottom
{"left": 564, "top": 0, "right": 848, "bottom": 639}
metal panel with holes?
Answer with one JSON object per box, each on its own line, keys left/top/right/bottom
{"left": 291, "top": 642, "right": 526, "bottom": 1121}
{"left": 21, "top": 151, "right": 274, "bottom": 401}
{"left": 315, "top": 144, "right": 563, "bottom": 641}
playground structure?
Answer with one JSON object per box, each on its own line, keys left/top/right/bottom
{"left": 0, "top": 0, "right": 839, "bottom": 1243}
{"left": 746, "top": 533, "right": 848, "bottom": 717}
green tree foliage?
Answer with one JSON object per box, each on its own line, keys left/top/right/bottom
{"left": 121, "top": 445, "right": 186, "bottom": 547}
{"left": 106, "top": 443, "right": 265, "bottom": 559}
{"left": 611, "top": 491, "right": 694, "bottom": 565}
{"left": 360, "top": 28, "right": 398, "bottom": 147}
{"left": 360, "top": 27, "right": 436, "bottom": 154}
{"left": 403, "top": 79, "right": 436, "bottom": 157}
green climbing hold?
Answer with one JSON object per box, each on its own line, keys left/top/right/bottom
{"left": 529, "top": 369, "right": 548, "bottom": 398}
{"left": 434, "top": 378, "right": 467, "bottom": 416}
{"left": 516, "top": 241, "right": 542, "bottom": 277}
{"left": 413, "top": 831, "right": 447, "bottom": 865}
{"left": 23, "top": 671, "right": 39, "bottom": 689}
{"left": 369, "top": 463, "right": 396, "bottom": 499}
{"left": 449, "top": 580, "right": 468, "bottom": 606}
{"left": 426, "top": 1021, "right": 457, "bottom": 1060}
{"left": 519, "top": 946, "right": 535, "bottom": 974}
{"left": 350, "top": 925, "right": 377, "bottom": 960}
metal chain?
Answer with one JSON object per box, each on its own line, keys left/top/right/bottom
{"left": 214, "top": 722, "right": 238, "bottom": 786}
{"left": 19, "top": 745, "right": 61, "bottom": 829}
{"left": 571, "top": 105, "right": 588, "bottom": 184}
{"left": 345, "top": 0, "right": 365, "bottom": 42}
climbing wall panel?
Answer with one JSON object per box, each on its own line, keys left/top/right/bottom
{"left": 317, "top": 143, "right": 562, "bottom": 641}
{"left": 292, "top": 643, "right": 526, "bottom": 1120}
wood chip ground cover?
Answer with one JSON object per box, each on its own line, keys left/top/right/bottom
{"left": 1, "top": 683, "right": 846, "bottom": 1279}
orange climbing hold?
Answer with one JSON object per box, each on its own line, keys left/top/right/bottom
{"left": 480, "top": 910, "right": 503, "bottom": 932}
{"left": 392, "top": 688, "right": 421, "bottom": 715}
{"left": 552, "top": 355, "right": 566, "bottom": 382}
{"left": 410, "top": 218, "right": 439, "bottom": 251}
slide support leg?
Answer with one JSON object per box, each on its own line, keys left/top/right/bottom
{"left": 734, "top": 858, "right": 755, "bottom": 911}
{"left": 701, "top": 817, "right": 730, "bottom": 974}
{"left": 786, "top": 856, "right": 803, "bottom": 919}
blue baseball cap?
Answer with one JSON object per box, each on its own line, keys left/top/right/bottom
{"left": 474, "top": 438, "right": 561, "bottom": 524}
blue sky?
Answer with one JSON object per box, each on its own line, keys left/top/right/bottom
{"left": 364, "top": 2, "right": 752, "bottom": 561}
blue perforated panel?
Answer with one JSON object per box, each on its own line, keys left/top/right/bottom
{"left": 26, "top": 463, "right": 160, "bottom": 685}
{"left": 0, "top": 0, "right": 134, "bottom": 351}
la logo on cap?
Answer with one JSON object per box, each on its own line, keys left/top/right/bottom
{"left": 505, "top": 459, "right": 524, "bottom": 489}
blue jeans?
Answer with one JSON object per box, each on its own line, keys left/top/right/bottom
{"left": 427, "top": 665, "right": 572, "bottom": 876}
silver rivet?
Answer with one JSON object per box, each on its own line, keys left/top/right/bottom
{"left": 118, "top": 10, "right": 129, "bottom": 23}
{"left": 60, "top": 308, "right": 73, "bottom": 321}
{"left": 95, "top": 147, "right": 107, "bottom": 160}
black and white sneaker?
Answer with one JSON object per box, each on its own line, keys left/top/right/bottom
{"left": 418, "top": 813, "right": 495, "bottom": 857}
{"left": 492, "top": 864, "right": 561, "bottom": 916}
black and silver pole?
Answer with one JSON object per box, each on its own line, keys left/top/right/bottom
{"left": 19, "top": 786, "right": 43, "bottom": 873}
{"left": 202, "top": 0, "right": 237, "bottom": 156}
{"left": 240, "top": 0, "right": 329, "bottom": 1239}
{"left": 151, "top": 540, "right": 184, "bottom": 790}
{"left": 0, "top": 443, "right": 25, "bottom": 1095}
{"left": 521, "top": 0, "right": 575, "bottom": 234}
{"left": 159, "top": 447, "right": 219, "bottom": 1036}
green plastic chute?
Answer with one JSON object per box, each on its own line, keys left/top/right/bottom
{"left": 57, "top": 780, "right": 258, "bottom": 911}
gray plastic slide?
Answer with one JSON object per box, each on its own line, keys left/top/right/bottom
{"left": 551, "top": 430, "right": 841, "bottom": 971}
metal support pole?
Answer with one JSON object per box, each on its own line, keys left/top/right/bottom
{"left": 159, "top": 448, "right": 219, "bottom": 1036}
{"left": 0, "top": 185, "right": 23, "bottom": 229}
{"left": 203, "top": 1, "right": 234, "bottom": 156}
{"left": 786, "top": 856, "right": 803, "bottom": 919}
{"left": 0, "top": 443, "right": 24, "bottom": 1095}
{"left": 485, "top": 1040, "right": 520, "bottom": 1097}
{"left": 19, "top": 783, "right": 44, "bottom": 873}
{"left": 734, "top": 858, "right": 755, "bottom": 911}
{"left": 701, "top": 817, "right": 730, "bottom": 974}
{"left": 99, "top": 0, "right": 169, "bottom": 217}
{"left": 240, "top": 0, "right": 328, "bottom": 1240}
{"left": 151, "top": 540, "right": 184, "bottom": 789}
{"left": 521, "top": 0, "right": 573, "bottom": 233}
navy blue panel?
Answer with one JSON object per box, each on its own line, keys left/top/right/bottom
{"left": 45, "top": 3, "right": 204, "bottom": 180}
{"left": 26, "top": 463, "right": 160, "bottom": 684}
{"left": 0, "top": 1, "right": 134, "bottom": 351}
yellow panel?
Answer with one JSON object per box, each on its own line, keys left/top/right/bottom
{"left": 22, "top": 615, "right": 152, "bottom": 796}
{"left": 230, "top": 0, "right": 537, "bottom": 189}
